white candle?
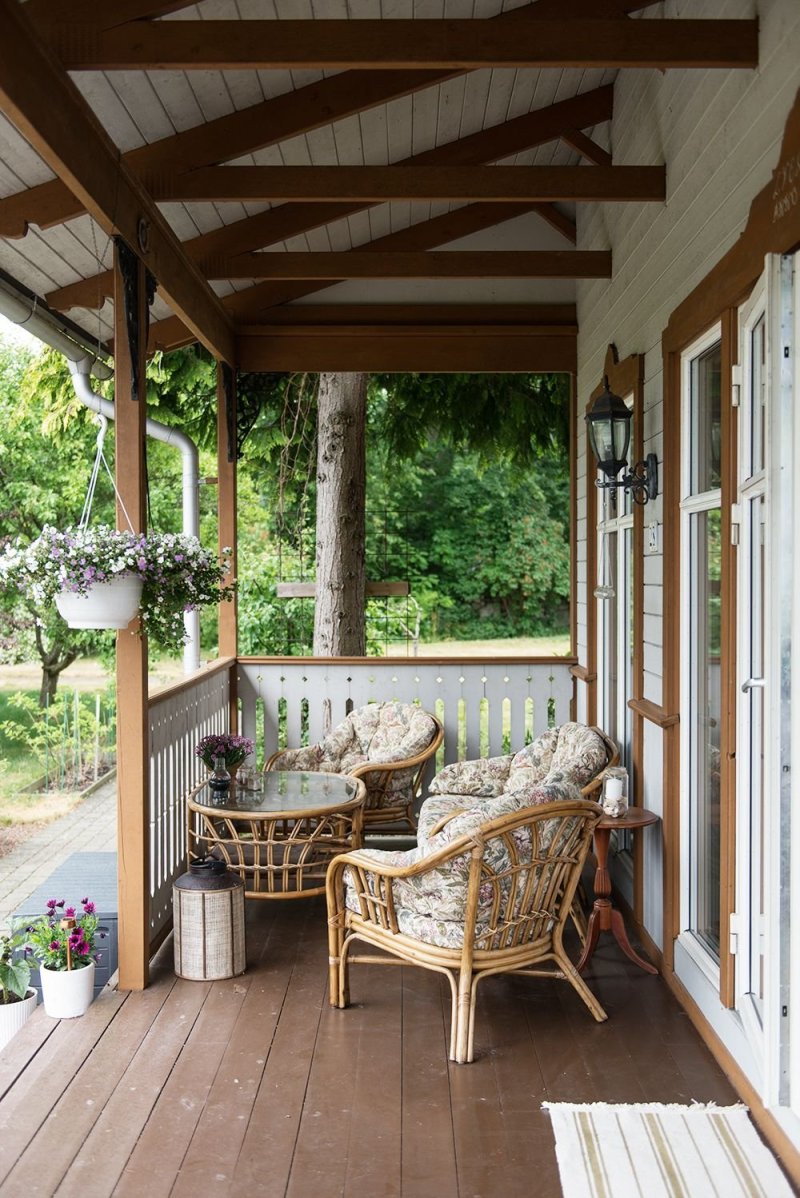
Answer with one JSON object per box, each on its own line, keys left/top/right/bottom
{"left": 604, "top": 778, "right": 624, "bottom": 800}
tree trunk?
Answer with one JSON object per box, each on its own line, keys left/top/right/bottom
{"left": 34, "top": 628, "right": 77, "bottom": 708}
{"left": 313, "top": 372, "right": 367, "bottom": 656}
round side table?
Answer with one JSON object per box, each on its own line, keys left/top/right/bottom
{"left": 576, "top": 806, "right": 660, "bottom": 975}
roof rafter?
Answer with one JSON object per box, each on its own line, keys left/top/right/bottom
{"left": 0, "top": 0, "right": 234, "bottom": 362}
{"left": 0, "top": 21, "right": 613, "bottom": 237}
{"left": 24, "top": 1, "right": 197, "bottom": 31}
{"left": 205, "top": 250, "right": 612, "bottom": 280}
{"left": 51, "top": 19, "right": 759, "bottom": 72}
{"left": 48, "top": 86, "right": 618, "bottom": 312}
{"left": 148, "top": 164, "right": 664, "bottom": 204}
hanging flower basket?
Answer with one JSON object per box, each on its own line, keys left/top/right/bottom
{"left": 0, "top": 524, "right": 235, "bottom": 655}
{"left": 55, "top": 573, "right": 144, "bottom": 629}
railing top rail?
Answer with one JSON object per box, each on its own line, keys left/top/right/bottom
{"left": 237, "top": 655, "right": 577, "bottom": 668}
{"left": 148, "top": 656, "right": 236, "bottom": 709}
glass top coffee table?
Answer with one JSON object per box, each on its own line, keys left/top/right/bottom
{"left": 187, "top": 771, "right": 367, "bottom": 900}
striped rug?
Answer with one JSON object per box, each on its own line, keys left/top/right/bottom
{"left": 543, "top": 1102, "right": 794, "bottom": 1198}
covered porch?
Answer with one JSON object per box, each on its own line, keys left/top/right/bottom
{"left": 1, "top": 0, "right": 800, "bottom": 1192}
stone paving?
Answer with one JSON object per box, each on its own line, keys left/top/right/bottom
{"left": 0, "top": 774, "right": 116, "bottom": 932}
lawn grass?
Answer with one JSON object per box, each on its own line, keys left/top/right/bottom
{"left": 0, "top": 689, "right": 42, "bottom": 793}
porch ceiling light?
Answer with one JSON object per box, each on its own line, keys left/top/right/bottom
{"left": 585, "top": 376, "right": 658, "bottom": 506}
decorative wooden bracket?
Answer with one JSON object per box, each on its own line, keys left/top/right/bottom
{"left": 114, "top": 235, "right": 156, "bottom": 402}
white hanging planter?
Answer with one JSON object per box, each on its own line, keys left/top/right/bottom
{"left": 55, "top": 574, "right": 143, "bottom": 629}
{"left": 39, "top": 961, "right": 96, "bottom": 1019}
{"left": 0, "top": 988, "right": 38, "bottom": 1051}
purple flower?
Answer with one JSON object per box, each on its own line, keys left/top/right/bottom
{"left": 46, "top": 899, "right": 57, "bottom": 910}
{"left": 49, "top": 940, "right": 60, "bottom": 951}
{"left": 65, "top": 906, "right": 76, "bottom": 918}
{"left": 83, "top": 901, "right": 96, "bottom": 914}
{"left": 94, "top": 953, "right": 103, "bottom": 963}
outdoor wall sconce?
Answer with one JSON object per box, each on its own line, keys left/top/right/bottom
{"left": 585, "top": 377, "right": 658, "bottom": 505}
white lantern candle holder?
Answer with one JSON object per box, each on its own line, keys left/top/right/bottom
{"left": 601, "top": 767, "right": 629, "bottom": 817}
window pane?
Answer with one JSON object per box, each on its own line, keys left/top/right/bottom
{"left": 690, "top": 344, "right": 722, "bottom": 493}
{"left": 748, "top": 315, "right": 766, "bottom": 478}
{"left": 691, "top": 507, "right": 722, "bottom": 958}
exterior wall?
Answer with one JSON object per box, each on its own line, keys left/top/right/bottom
{"left": 574, "top": 0, "right": 800, "bottom": 1151}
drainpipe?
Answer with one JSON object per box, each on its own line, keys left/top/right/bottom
{"left": 0, "top": 278, "right": 202, "bottom": 674}
{"left": 69, "top": 360, "right": 201, "bottom": 675}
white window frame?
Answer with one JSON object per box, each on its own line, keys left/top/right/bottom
{"left": 679, "top": 322, "right": 723, "bottom": 986}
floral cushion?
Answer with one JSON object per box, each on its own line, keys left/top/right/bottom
{"left": 270, "top": 702, "right": 436, "bottom": 777}
{"left": 427, "top": 754, "right": 513, "bottom": 799}
{"left": 506, "top": 722, "right": 608, "bottom": 793}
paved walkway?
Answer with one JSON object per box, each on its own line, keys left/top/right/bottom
{"left": 0, "top": 774, "right": 116, "bottom": 932}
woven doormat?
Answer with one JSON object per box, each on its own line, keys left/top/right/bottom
{"left": 543, "top": 1102, "right": 794, "bottom": 1198}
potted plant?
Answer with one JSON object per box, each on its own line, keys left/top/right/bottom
{"left": 26, "top": 897, "right": 102, "bottom": 1019}
{"left": 195, "top": 733, "right": 255, "bottom": 779}
{"left": 0, "top": 524, "right": 235, "bottom": 654}
{"left": 0, "top": 925, "right": 37, "bottom": 1052}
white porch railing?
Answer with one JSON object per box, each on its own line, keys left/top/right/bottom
{"left": 144, "top": 655, "right": 574, "bottom": 947}
{"left": 147, "top": 658, "right": 233, "bottom": 940}
{"left": 236, "top": 657, "right": 575, "bottom": 765}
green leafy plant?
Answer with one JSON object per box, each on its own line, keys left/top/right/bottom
{"left": 0, "top": 524, "right": 235, "bottom": 655}
{"left": 0, "top": 925, "right": 34, "bottom": 1004}
{"left": 25, "top": 898, "right": 101, "bottom": 971}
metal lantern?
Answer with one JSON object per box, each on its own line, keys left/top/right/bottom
{"left": 586, "top": 376, "right": 659, "bottom": 506}
{"left": 173, "top": 858, "right": 246, "bottom": 981}
{"left": 585, "top": 377, "right": 632, "bottom": 481}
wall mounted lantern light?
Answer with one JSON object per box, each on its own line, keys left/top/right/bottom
{"left": 585, "top": 376, "right": 658, "bottom": 506}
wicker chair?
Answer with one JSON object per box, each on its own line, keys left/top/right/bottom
{"left": 326, "top": 797, "right": 607, "bottom": 1064}
{"left": 416, "top": 722, "right": 618, "bottom": 943}
{"left": 265, "top": 701, "right": 444, "bottom": 833}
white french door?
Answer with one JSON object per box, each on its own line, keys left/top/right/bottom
{"left": 735, "top": 276, "right": 767, "bottom": 1050}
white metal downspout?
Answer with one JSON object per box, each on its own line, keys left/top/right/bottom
{"left": 0, "top": 276, "right": 202, "bottom": 672}
{"left": 69, "top": 359, "right": 201, "bottom": 674}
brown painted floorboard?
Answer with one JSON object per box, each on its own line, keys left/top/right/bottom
{"left": 0, "top": 897, "right": 752, "bottom": 1197}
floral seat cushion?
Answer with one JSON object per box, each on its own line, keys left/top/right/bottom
{"left": 427, "top": 723, "right": 608, "bottom": 803}
{"left": 269, "top": 701, "right": 437, "bottom": 778}
{"left": 344, "top": 796, "right": 581, "bottom": 949}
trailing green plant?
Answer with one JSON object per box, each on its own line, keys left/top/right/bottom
{"left": 0, "top": 925, "right": 34, "bottom": 1004}
{"left": 0, "top": 524, "right": 235, "bottom": 655}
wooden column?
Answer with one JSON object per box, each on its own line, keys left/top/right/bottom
{"left": 217, "top": 361, "right": 238, "bottom": 665}
{"left": 114, "top": 240, "right": 150, "bottom": 991}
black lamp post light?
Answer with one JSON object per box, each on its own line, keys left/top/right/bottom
{"left": 585, "top": 377, "right": 658, "bottom": 506}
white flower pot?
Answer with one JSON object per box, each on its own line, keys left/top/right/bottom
{"left": 39, "top": 962, "right": 95, "bottom": 1019}
{"left": 0, "top": 988, "right": 37, "bottom": 1052}
{"left": 55, "top": 575, "right": 143, "bottom": 629}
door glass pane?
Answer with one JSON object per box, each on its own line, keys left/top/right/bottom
{"left": 692, "top": 506, "right": 722, "bottom": 958}
{"left": 690, "top": 345, "right": 722, "bottom": 492}
{"left": 748, "top": 315, "right": 766, "bottom": 478}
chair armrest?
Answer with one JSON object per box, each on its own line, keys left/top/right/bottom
{"left": 265, "top": 746, "right": 323, "bottom": 772}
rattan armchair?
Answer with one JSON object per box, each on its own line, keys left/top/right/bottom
{"left": 265, "top": 701, "right": 444, "bottom": 833}
{"left": 326, "top": 797, "right": 607, "bottom": 1064}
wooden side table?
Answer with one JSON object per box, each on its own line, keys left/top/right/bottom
{"left": 577, "top": 806, "right": 660, "bottom": 975}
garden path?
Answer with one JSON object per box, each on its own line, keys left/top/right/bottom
{"left": 0, "top": 774, "right": 116, "bottom": 933}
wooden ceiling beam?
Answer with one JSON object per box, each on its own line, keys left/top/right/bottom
{"left": 561, "top": 129, "right": 612, "bottom": 167}
{"left": 151, "top": 164, "right": 663, "bottom": 204}
{"left": 0, "top": 0, "right": 234, "bottom": 363}
{"left": 0, "top": 76, "right": 612, "bottom": 237}
{"left": 54, "top": 19, "right": 759, "bottom": 71}
{"left": 235, "top": 302, "right": 577, "bottom": 327}
{"left": 25, "top": 1, "right": 196, "bottom": 31}
{"left": 209, "top": 250, "right": 612, "bottom": 280}
{"left": 47, "top": 85, "right": 616, "bottom": 312}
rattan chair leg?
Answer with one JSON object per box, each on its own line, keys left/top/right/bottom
{"left": 557, "top": 949, "right": 608, "bottom": 1022}
{"left": 454, "top": 967, "right": 474, "bottom": 1064}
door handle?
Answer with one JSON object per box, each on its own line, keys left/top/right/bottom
{"left": 741, "top": 677, "right": 765, "bottom": 692}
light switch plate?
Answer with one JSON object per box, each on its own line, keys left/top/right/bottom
{"left": 648, "top": 522, "right": 659, "bottom": 553}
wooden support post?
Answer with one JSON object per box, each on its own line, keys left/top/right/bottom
{"left": 114, "top": 239, "right": 150, "bottom": 991}
{"left": 217, "top": 361, "right": 238, "bottom": 677}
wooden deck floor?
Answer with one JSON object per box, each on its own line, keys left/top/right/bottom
{"left": 0, "top": 898, "right": 742, "bottom": 1198}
